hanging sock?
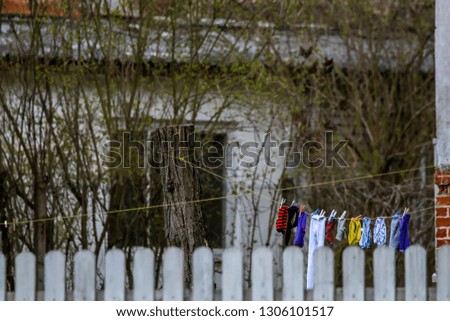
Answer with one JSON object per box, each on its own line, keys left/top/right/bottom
{"left": 325, "top": 220, "right": 336, "bottom": 247}
{"left": 348, "top": 218, "right": 362, "bottom": 246}
{"left": 284, "top": 205, "right": 299, "bottom": 246}
{"left": 373, "top": 217, "right": 387, "bottom": 247}
{"left": 294, "top": 211, "right": 308, "bottom": 247}
{"left": 389, "top": 210, "right": 401, "bottom": 249}
{"left": 276, "top": 205, "right": 289, "bottom": 234}
{"left": 306, "top": 214, "right": 326, "bottom": 289}
{"left": 335, "top": 215, "right": 347, "bottom": 241}
{"left": 398, "top": 213, "right": 411, "bottom": 252}
{"left": 359, "top": 217, "right": 372, "bottom": 249}
{"left": 325, "top": 210, "right": 337, "bottom": 247}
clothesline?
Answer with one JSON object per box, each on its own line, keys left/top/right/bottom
{"left": 289, "top": 205, "right": 434, "bottom": 221}
{"left": 310, "top": 206, "right": 434, "bottom": 221}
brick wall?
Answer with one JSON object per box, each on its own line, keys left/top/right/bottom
{"left": 435, "top": 168, "right": 450, "bottom": 248}
{"left": 1, "top": 0, "right": 79, "bottom": 17}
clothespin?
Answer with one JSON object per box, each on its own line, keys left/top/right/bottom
{"left": 402, "top": 207, "right": 410, "bottom": 217}
{"left": 299, "top": 204, "right": 306, "bottom": 213}
{"left": 340, "top": 211, "right": 347, "bottom": 219}
{"left": 3, "top": 220, "right": 7, "bottom": 228}
{"left": 328, "top": 209, "right": 337, "bottom": 221}
{"left": 12, "top": 219, "right": 16, "bottom": 232}
{"left": 279, "top": 198, "right": 286, "bottom": 209}
{"left": 290, "top": 200, "right": 296, "bottom": 207}
{"left": 319, "top": 210, "right": 326, "bottom": 217}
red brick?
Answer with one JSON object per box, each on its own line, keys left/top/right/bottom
{"left": 435, "top": 170, "right": 450, "bottom": 176}
{"left": 435, "top": 176, "right": 450, "bottom": 185}
{"left": 435, "top": 170, "right": 450, "bottom": 186}
{"left": 437, "top": 185, "right": 450, "bottom": 195}
{"left": 436, "top": 196, "right": 450, "bottom": 205}
{"left": 436, "top": 207, "right": 449, "bottom": 218}
{"left": 437, "top": 239, "right": 450, "bottom": 248}
{"left": 437, "top": 228, "right": 449, "bottom": 238}
{"left": 436, "top": 178, "right": 450, "bottom": 186}
{"left": 436, "top": 218, "right": 450, "bottom": 228}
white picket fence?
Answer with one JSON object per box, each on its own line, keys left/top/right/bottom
{"left": 0, "top": 245, "right": 449, "bottom": 301}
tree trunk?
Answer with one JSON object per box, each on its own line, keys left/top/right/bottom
{"left": 34, "top": 175, "right": 47, "bottom": 291}
{"left": 0, "top": 154, "right": 14, "bottom": 290}
{"left": 153, "top": 124, "right": 209, "bottom": 287}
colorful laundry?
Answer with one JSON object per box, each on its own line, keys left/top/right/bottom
{"left": 348, "top": 218, "right": 362, "bottom": 246}
{"left": 325, "top": 221, "right": 336, "bottom": 247}
{"left": 276, "top": 205, "right": 289, "bottom": 233}
{"left": 359, "top": 217, "right": 372, "bottom": 249}
{"left": 294, "top": 211, "right": 308, "bottom": 247}
{"left": 389, "top": 211, "right": 401, "bottom": 249}
{"left": 325, "top": 210, "right": 337, "bottom": 247}
{"left": 398, "top": 213, "right": 411, "bottom": 252}
{"left": 306, "top": 214, "right": 326, "bottom": 289}
{"left": 284, "top": 205, "right": 299, "bottom": 246}
{"left": 335, "top": 215, "right": 347, "bottom": 241}
{"left": 274, "top": 202, "right": 417, "bottom": 290}
{"left": 373, "top": 217, "right": 387, "bottom": 247}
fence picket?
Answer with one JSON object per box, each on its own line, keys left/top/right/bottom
{"left": 373, "top": 246, "right": 395, "bottom": 300}
{"left": 74, "top": 250, "right": 96, "bottom": 301}
{"left": 193, "top": 247, "right": 214, "bottom": 301}
{"left": 437, "top": 245, "right": 450, "bottom": 300}
{"left": 252, "top": 247, "right": 273, "bottom": 300}
{"left": 282, "top": 246, "right": 304, "bottom": 301}
{"left": 133, "top": 248, "right": 154, "bottom": 301}
{"left": 405, "top": 245, "right": 427, "bottom": 300}
{"left": 343, "top": 247, "right": 365, "bottom": 300}
{"left": 222, "top": 247, "right": 243, "bottom": 301}
{"left": 0, "top": 253, "right": 5, "bottom": 301}
{"left": 105, "top": 248, "right": 125, "bottom": 301}
{"left": 313, "top": 247, "right": 334, "bottom": 301}
{"left": 163, "top": 247, "right": 184, "bottom": 301}
{"left": 44, "top": 251, "right": 65, "bottom": 300}
{"left": 15, "top": 252, "right": 36, "bottom": 301}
